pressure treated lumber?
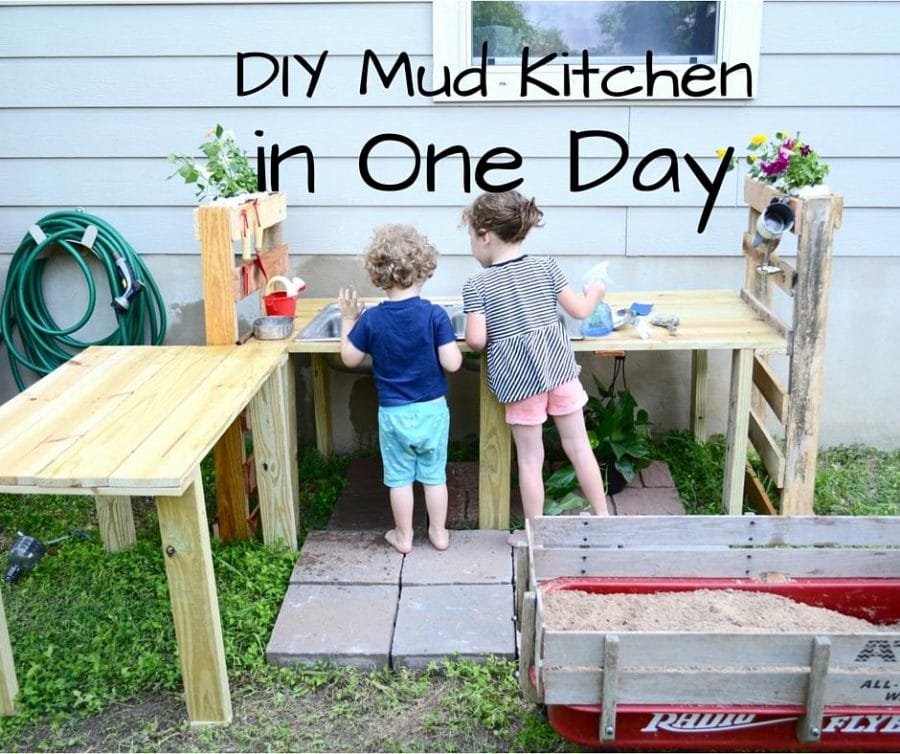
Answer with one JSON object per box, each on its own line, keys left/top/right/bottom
{"left": 156, "top": 469, "right": 232, "bottom": 725}
{"left": 95, "top": 495, "right": 136, "bottom": 554}
{"left": 0, "top": 589, "right": 16, "bottom": 716}
{"left": 478, "top": 352, "right": 511, "bottom": 529}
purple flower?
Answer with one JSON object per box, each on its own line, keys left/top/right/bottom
{"left": 800, "top": 145, "right": 812, "bottom": 156}
{"left": 760, "top": 147, "right": 790, "bottom": 176}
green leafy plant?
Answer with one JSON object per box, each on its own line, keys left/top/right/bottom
{"left": 167, "top": 124, "right": 259, "bottom": 202}
{"left": 585, "top": 373, "right": 654, "bottom": 487}
{"left": 717, "top": 131, "right": 829, "bottom": 194}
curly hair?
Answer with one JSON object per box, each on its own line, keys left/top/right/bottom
{"left": 462, "top": 190, "right": 543, "bottom": 243}
{"left": 362, "top": 224, "right": 438, "bottom": 290}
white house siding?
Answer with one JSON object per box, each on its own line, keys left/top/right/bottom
{"left": 0, "top": 0, "right": 897, "bottom": 450}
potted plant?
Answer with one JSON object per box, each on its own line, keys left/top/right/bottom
{"left": 717, "top": 130, "right": 830, "bottom": 198}
{"left": 167, "top": 124, "right": 260, "bottom": 202}
{"left": 541, "top": 370, "right": 653, "bottom": 511}
{"left": 583, "top": 374, "right": 654, "bottom": 494}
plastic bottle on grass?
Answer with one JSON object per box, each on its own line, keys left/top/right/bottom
{"left": 581, "top": 262, "right": 614, "bottom": 337}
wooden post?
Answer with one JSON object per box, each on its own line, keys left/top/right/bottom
{"left": 198, "top": 204, "right": 250, "bottom": 541}
{"left": 311, "top": 354, "right": 333, "bottom": 456}
{"left": 95, "top": 495, "right": 136, "bottom": 553}
{"left": 722, "top": 349, "right": 753, "bottom": 515}
{"left": 690, "top": 350, "right": 708, "bottom": 441}
{"left": 248, "top": 358, "right": 299, "bottom": 550}
{"left": 0, "top": 589, "right": 17, "bottom": 716}
{"left": 156, "top": 469, "right": 232, "bottom": 725}
{"left": 478, "top": 352, "right": 511, "bottom": 529}
{"left": 782, "top": 195, "right": 841, "bottom": 514}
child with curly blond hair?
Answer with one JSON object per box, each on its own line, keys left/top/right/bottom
{"left": 339, "top": 224, "right": 463, "bottom": 553}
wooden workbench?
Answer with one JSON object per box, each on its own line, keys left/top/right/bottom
{"left": 287, "top": 290, "right": 787, "bottom": 527}
{"left": 0, "top": 344, "right": 299, "bottom": 724}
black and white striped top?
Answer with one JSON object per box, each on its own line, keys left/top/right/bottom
{"left": 462, "top": 256, "right": 580, "bottom": 404}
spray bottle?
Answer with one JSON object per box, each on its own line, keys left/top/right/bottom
{"left": 581, "top": 262, "right": 614, "bottom": 337}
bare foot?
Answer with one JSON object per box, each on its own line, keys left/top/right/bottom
{"left": 428, "top": 526, "right": 450, "bottom": 551}
{"left": 385, "top": 529, "right": 412, "bottom": 554}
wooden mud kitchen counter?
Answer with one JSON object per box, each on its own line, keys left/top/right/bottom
{"left": 0, "top": 344, "right": 299, "bottom": 725}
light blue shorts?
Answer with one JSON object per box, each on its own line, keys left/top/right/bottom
{"left": 378, "top": 396, "right": 449, "bottom": 488}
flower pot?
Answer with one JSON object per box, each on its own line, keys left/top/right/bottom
{"left": 602, "top": 463, "right": 628, "bottom": 495}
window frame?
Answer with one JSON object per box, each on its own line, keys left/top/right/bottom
{"left": 432, "top": 0, "right": 763, "bottom": 102}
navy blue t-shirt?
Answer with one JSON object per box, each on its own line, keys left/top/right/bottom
{"left": 348, "top": 297, "right": 456, "bottom": 407}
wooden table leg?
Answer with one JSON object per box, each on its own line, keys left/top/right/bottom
{"left": 95, "top": 495, "right": 136, "bottom": 553}
{"left": 722, "top": 348, "right": 753, "bottom": 515}
{"left": 156, "top": 469, "right": 232, "bottom": 725}
{"left": 478, "top": 353, "right": 511, "bottom": 530}
{"left": 248, "top": 358, "right": 299, "bottom": 551}
{"left": 214, "top": 420, "right": 250, "bottom": 542}
{"left": 311, "top": 354, "right": 333, "bottom": 456}
{"left": 690, "top": 350, "right": 709, "bottom": 442}
{"left": 0, "top": 588, "right": 17, "bottom": 716}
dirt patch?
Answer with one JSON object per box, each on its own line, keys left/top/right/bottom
{"left": 542, "top": 588, "right": 897, "bottom": 632}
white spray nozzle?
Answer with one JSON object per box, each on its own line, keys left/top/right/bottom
{"left": 584, "top": 262, "right": 614, "bottom": 286}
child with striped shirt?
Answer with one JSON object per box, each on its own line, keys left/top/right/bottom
{"left": 461, "top": 191, "right": 610, "bottom": 542}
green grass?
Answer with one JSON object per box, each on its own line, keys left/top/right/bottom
{"left": 0, "top": 438, "right": 895, "bottom": 751}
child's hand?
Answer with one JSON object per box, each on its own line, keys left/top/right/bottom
{"left": 338, "top": 286, "right": 365, "bottom": 321}
{"left": 584, "top": 279, "right": 607, "bottom": 301}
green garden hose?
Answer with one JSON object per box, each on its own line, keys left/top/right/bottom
{"left": 1, "top": 210, "right": 167, "bottom": 390}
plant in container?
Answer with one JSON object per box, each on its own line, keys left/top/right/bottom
{"left": 167, "top": 124, "right": 259, "bottom": 202}
{"left": 717, "top": 131, "right": 830, "bottom": 197}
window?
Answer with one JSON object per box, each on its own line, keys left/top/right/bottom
{"left": 432, "top": 0, "right": 763, "bottom": 101}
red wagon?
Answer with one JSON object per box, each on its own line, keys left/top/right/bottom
{"left": 514, "top": 516, "right": 900, "bottom": 752}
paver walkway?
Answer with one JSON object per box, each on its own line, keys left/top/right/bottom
{"left": 266, "top": 459, "right": 683, "bottom": 669}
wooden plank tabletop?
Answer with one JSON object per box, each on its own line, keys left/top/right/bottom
{"left": 285, "top": 291, "right": 787, "bottom": 354}
{"left": 0, "top": 344, "right": 285, "bottom": 496}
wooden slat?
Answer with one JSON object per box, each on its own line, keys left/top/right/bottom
{"left": 745, "top": 467, "right": 778, "bottom": 516}
{"left": 0, "top": 347, "right": 182, "bottom": 487}
{"left": 798, "top": 637, "right": 830, "bottom": 743}
{"left": 532, "top": 548, "right": 900, "bottom": 580}
{"left": 748, "top": 407, "right": 786, "bottom": 489}
{"left": 230, "top": 243, "right": 289, "bottom": 302}
{"left": 541, "top": 631, "right": 895, "bottom": 669}
{"left": 95, "top": 495, "right": 136, "bottom": 554}
{"left": 529, "top": 515, "right": 900, "bottom": 548}
{"left": 742, "top": 233, "right": 797, "bottom": 295}
{"left": 782, "top": 194, "right": 843, "bottom": 516}
{"left": 600, "top": 635, "right": 619, "bottom": 742}
{"left": 722, "top": 348, "right": 754, "bottom": 515}
{"left": 753, "top": 354, "right": 789, "bottom": 424}
{"left": 193, "top": 193, "right": 287, "bottom": 242}
{"left": 542, "top": 667, "right": 898, "bottom": 707}
{"left": 200, "top": 205, "right": 239, "bottom": 346}
{"left": 34, "top": 348, "right": 238, "bottom": 489}
{"left": 156, "top": 470, "right": 232, "bottom": 725}
{"left": 109, "top": 345, "right": 283, "bottom": 491}
{"left": 519, "top": 592, "right": 538, "bottom": 704}
{"left": 478, "top": 352, "right": 511, "bottom": 529}
{"left": 0, "top": 590, "right": 17, "bottom": 716}
{"left": 213, "top": 423, "right": 249, "bottom": 543}
{"left": 740, "top": 288, "right": 791, "bottom": 345}
{"left": 248, "top": 357, "right": 298, "bottom": 551}
{"left": 744, "top": 179, "right": 804, "bottom": 236}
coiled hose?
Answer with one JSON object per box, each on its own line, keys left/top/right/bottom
{"left": 1, "top": 210, "right": 166, "bottom": 390}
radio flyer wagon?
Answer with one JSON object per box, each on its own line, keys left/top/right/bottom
{"left": 514, "top": 516, "right": 900, "bottom": 752}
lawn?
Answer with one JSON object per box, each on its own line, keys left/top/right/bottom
{"left": 0, "top": 437, "right": 896, "bottom": 752}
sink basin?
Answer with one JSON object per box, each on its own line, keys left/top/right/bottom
{"left": 295, "top": 301, "right": 467, "bottom": 342}
{"left": 295, "top": 301, "right": 581, "bottom": 342}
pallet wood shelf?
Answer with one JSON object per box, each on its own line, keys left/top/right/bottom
{"left": 197, "top": 192, "right": 292, "bottom": 541}
{"left": 741, "top": 178, "right": 843, "bottom": 515}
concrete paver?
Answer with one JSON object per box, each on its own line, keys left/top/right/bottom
{"left": 290, "top": 530, "right": 403, "bottom": 585}
{"left": 612, "top": 486, "right": 685, "bottom": 515}
{"left": 392, "top": 584, "right": 516, "bottom": 669}
{"left": 403, "top": 529, "right": 511, "bottom": 585}
{"left": 266, "top": 584, "right": 398, "bottom": 669}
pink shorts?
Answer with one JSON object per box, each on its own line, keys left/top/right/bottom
{"left": 504, "top": 377, "right": 588, "bottom": 426}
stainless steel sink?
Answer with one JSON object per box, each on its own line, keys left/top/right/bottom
{"left": 295, "top": 301, "right": 581, "bottom": 342}
{"left": 295, "top": 301, "right": 467, "bottom": 342}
